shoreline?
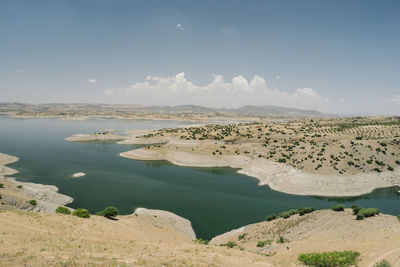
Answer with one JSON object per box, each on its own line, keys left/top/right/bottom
{"left": 0, "top": 153, "right": 73, "bottom": 213}
{"left": 120, "top": 147, "right": 400, "bottom": 197}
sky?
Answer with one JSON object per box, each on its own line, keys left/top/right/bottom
{"left": 0, "top": 0, "right": 399, "bottom": 115}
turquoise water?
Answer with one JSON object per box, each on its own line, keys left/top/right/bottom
{"left": 0, "top": 118, "right": 399, "bottom": 239}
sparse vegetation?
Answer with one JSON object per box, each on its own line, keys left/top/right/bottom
{"left": 374, "top": 259, "right": 392, "bottom": 267}
{"left": 56, "top": 206, "right": 71, "bottom": 215}
{"left": 297, "top": 207, "right": 315, "bottom": 216}
{"left": 221, "top": 241, "right": 237, "bottom": 248}
{"left": 17, "top": 185, "right": 23, "bottom": 189}
{"left": 72, "top": 208, "right": 90, "bottom": 218}
{"left": 277, "top": 235, "right": 289, "bottom": 244}
{"left": 356, "top": 208, "right": 380, "bottom": 220}
{"left": 298, "top": 250, "right": 360, "bottom": 267}
{"left": 331, "top": 204, "right": 345, "bottom": 212}
{"left": 29, "top": 200, "right": 37, "bottom": 206}
{"left": 256, "top": 240, "right": 272, "bottom": 247}
{"left": 196, "top": 238, "right": 209, "bottom": 245}
{"left": 0, "top": 183, "right": 3, "bottom": 188}
{"left": 266, "top": 214, "right": 277, "bottom": 221}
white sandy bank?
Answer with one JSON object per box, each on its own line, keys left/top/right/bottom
{"left": 0, "top": 153, "right": 73, "bottom": 213}
{"left": 120, "top": 148, "right": 400, "bottom": 197}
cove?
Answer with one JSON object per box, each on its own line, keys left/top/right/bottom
{"left": 1, "top": 118, "right": 399, "bottom": 240}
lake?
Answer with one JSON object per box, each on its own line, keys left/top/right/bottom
{"left": 1, "top": 117, "right": 399, "bottom": 239}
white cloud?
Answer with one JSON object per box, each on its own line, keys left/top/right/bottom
{"left": 176, "top": 23, "right": 184, "bottom": 31}
{"left": 388, "top": 95, "right": 400, "bottom": 103}
{"left": 104, "top": 89, "right": 115, "bottom": 96}
{"left": 105, "top": 72, "right": 326, "bottom": 109}
{"left": 276, "top": 75, "right": 280, "bottom": 80}
{"left": 88, "top": 79, "right": 97, "bottom": 83}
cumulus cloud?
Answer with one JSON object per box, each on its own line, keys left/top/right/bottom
{"left": 104, "top": 72, "right": 325, "bottom": 109}
{"left": 88, "top": 79, "right": 97, "bottom": 83}
{"left": 176, "top": 23, "right": 184, "bottom": 31}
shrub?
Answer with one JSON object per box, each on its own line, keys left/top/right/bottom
{"left": 238, "top": 233, "right": 247, "bottom": 240}
{"left": 298, "top": 250, "right": 360, "bottom": 267}
{"left": 279, "top": 210, "right": 298, "bottom": 219}
{"left": 221, "top": 241, "right": 237, "bottom": 248}
{"left": 266, "top": 214, "right": 277, "bottom": 221}
{"left": 29, "top": 200, "right": 37, "bottom": 206}
{"left": 17, "top": 185, "right": 23, "bottom": 189}
{"left": 196, "top": 238, "right": 209, "bottom": 245}
{"left": 356, "top": 208, "right": 380, "bottom": 220}
{"left": 396, "top": 160, "right": 400, "bottom": 165}
{"left": 277, "top": 236, "right": 289, "bottom": 244}
{"left": 72, "top": 208, "right": 90, "bottom": 218}
{"left": 0, "top": 183, "right": 3, "bottom": 188}
{"left": 397, "top": 215, "right": 400, "bottom": 221}
{"left": 98, "top": 206, "right": 119, "bottom": 219}
{"left": 331, "top": 204, "right": 345, "bottom": 211}
{"left": 297, "top": 207, "right": 315, "bottom": 216}
{"left": 56, "top": 206, "right": 71, "bottom": 215}
{"left": 351, "top": 205, "right": 361, "bottom": 215}
{"left": 387, "top": 166, "right": 394, "bottom": 171}
{"left": 374, "top": 259, "right": 392, "bottom": 267}
{"left": 257, "top": 240, "right": 272, "bottom": 247}
{"left": 278, "top": 158, "right": 286, "bottom": 163}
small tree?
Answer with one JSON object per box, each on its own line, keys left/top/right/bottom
{"left": 97, "top": 206, "right": 119, "bottom": 219}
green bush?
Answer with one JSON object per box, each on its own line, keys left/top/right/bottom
{"left": 56, "top": 206, "right": 71, "bottom": 215}
{"left": 257, "top": 240, "right": 272, "bottom": 247}
{"left": 238, "top": 233, "right": 247, "bottom": 240}
{"left": 279, "top": 211, "right": 293, "bottom": 219}
{"left": 356, "top": 208, "right": 380, "bottom": 220}
{"left": 266, "top": 214, "right": 277, "bottom": 221}
{"left": 29, "top": 200, "right": 37, "bottom": 206}
{"left": 395, "top": 160, "right": 400, "bottom": 165}
{"left": 221, "top": 241, "right": 237, "bottom": 248}
{"left": 17, "top": 185, "right": 23, "bottom": 189}
{"left": 98, "top": 206, "right": 119, "bottom": 219}
{"left": 298, "top": 250, "right": 360, "bottom": 267}
{"left": 374, "top": 259, "right": 392, "bottom": 267}
{"left": 72, "top": 208, "right": 90, "bottom": 218}
{"left": 397, "top": 215, "right": 400, "bottom": 221}
{"left": 331, "top": 204, "right": 345, "bottom": 211}
{"left": 351, "top": 205, "right": 361, "bottom": 215}
{"left": 0, "top": 183, "right": 3, "bottom": 188}
{"left": 297, "top": 207, "right": 315, "bottom": 216}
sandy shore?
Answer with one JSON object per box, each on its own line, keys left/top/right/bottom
{"left": 66, "top": 132, "right": 126, "bottom": 142}
{"left": 0, "top": 153, "right": 73, "bottom": 213}
{"left": 121, "top": 147, "right": 400, "bottom": 197}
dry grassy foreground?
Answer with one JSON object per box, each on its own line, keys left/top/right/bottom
{"left": 0, "top": 209, "right": 270, "bottom": 267}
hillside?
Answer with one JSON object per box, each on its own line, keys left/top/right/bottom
{"left": 0, "top": 103, "right": 323, "bottom": 120}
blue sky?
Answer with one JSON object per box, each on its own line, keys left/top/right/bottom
{"left": 0, "top": 0, "right": 399, "bottom": 114}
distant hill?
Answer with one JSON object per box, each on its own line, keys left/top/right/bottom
{"left": 0, "top": 103, "right": 324, "bottom": 118}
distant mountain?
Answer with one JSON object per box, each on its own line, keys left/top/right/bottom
{"left": 0, "top": 103, "right": 324, "bottom": 118}
{"left": 233, "top": 105, "right": 322, "bottom": 117}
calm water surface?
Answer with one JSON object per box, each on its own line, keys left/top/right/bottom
{"left": 0, "top": 118, "right": 399, "bottom": 239}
